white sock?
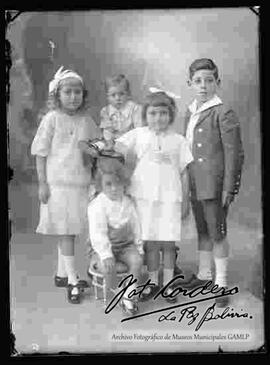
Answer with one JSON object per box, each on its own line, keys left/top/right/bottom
{"left": 163, "top": 268, "right": 174, "bottom": 287}
{"left": 123, "top": 283, "right": 137, "bottom": 309}
{"left": 197, "top": 251, "right": 213, "bottom": 280}
{"left": 149, "top": 270, "right": 159, "bottom": 286}
{"left": 143, "top": 270, "right": 159, "bottom": 295}
{"left": 57, "top": 245, "right": 67, "bottom": 277}
{"left": 214, "top": 257, "right": 228, "bottom": 287}
{"left": 62, "top": 255, "right": 78, "bottom": 285}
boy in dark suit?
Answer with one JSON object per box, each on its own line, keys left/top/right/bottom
{"left": 183, "top": 58, "right": 244, "bottom": 307}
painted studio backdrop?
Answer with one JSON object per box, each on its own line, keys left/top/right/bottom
{"left": 7, "top": 8, "right": 263, "bottom": 353}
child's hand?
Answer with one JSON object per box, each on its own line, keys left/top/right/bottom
{"left": 103, "top": 139, "right": 115, "bottom": 151}
{"left": 78, "top": 141, "right": 99, "bottom": 158}
{"left": 38, "top": 182, "right": 50, "bottom": 204}
{"left": 102, "top": 257, "right": 115, "bottom": 274}
{"left": 103, "top": 129, "right": 115, "bottom": 142}
{"left": 181, "top": 198, "right": 190, "bottom": 220}
{"left": 222, "top": 191, "right": 234, "bottom": 211}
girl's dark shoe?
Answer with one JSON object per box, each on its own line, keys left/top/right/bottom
{"left": 119, "top": 297, "right": 139, "bottom": 316}
{"left": 55, "top": 276, "right": 89, "bottom": 288}
{"left": 67, "top": 284, "right": 82, "bottom": 304}
{"left": 54, "top": 276, "right": 68, "bottom": 287}
{"left": 140, "top": 284, "right": 160, "bottom": 302}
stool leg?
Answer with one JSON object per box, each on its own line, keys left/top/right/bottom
{"left": 103, "top": 279, "right": 107, "bottom": 307}
{"left": 93, "top": 277, "right": 98, "bottom": 300}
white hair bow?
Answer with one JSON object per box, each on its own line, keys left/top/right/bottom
{"left": 149, "top": 87, "right": 181, "bottom": 100}
{"left": 49, "top": 66, "right": 83, "bottom": 93}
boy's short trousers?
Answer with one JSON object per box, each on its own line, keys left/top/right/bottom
{"left": 88, "top": 243, "right": 142, "bottom": 275}
{"left": 191, "top": 197, "right": 227, "bottom": 242}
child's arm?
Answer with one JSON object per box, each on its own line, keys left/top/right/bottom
{"left": 180, "top": 167, "right": 190, "bottom": 220}
{"left": 78, "top": 116, "right": 103, "bottom": 160}
{"left": 219, "top": 107, "right": 244, "bottom": 208}
{"left": 177, "top": 136, "right": 194, "bottom": 218}
{"left": 31, "top": 112, "right": 55, "bottom": 203}
{"left": 132, "top": 104, "right": 144, "bottom": 128}
{"left": 129, "top": 199, "right": 144, "bottom": 255}
{"left": 36, "top": 156, "right": 50, "bottom": 204}
{"left": 87, "top": 199, "right": 114, "bottom": 262}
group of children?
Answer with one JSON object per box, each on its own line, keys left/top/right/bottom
{"left": 31, "top": 58, "right": 244, "bottom": 315}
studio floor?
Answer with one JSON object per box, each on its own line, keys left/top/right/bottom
{"left": 9, "top": 182, "right": 264, "bottom": 354}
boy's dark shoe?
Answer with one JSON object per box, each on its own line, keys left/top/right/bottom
{"left": 140, "top": 284, "right": 160, "bottom": 302}
{"left": 215, "top": 295, "right": 230, "bottom": 308}
{"left": 215, "top": 287, "right": 230, "bottom": 308}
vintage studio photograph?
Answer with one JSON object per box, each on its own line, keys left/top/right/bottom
{"left": 7, "top": 7, "right": 264, "bottom": 354}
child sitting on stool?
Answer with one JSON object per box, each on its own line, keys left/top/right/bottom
{"left": 87, "top": 156, "right": 144, "bottom": 315}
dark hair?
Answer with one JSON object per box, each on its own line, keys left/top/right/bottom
{"left": 142, "top": 91, "right": 177, "bottom": 125}
{"left": 189, "top": 58, "right": 219, "bottom": 80}
{"left": 104, "top": 74, "right": 131, "bottom": 96}
{"left": 94, "top": 157, "right": 131, "bottom": 192}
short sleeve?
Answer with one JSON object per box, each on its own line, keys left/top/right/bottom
{"left": 88, "top": 196, "right": 113, "bottom": 261}
{"left": 99, "top": 107, "right": 111, "bottom": 129}
{"left": 179, "top": 136, "right": 194, "bottom": 172}
{"left": 78, "top": 116, "right": 102, "bottom": 141}
{"left": 31, "top": 112, "right": 55, "bottom": 157}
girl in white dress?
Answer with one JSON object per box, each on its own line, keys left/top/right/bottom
{"left": 31, "top": 66, "right": 101, "bottom": 304}
{"left": 115, "top": 91, "right": 193, "bottom": 302}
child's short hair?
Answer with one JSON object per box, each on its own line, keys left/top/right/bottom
{"left": 189, "top": 58, "right": 219, "bottom": 80}
{"left": 142, "top": 91, "right": 177, "bottom": 124}
{"left": 104, "top": 74, "right": 131, "bottom": 95}
{"left": 95, "top": 156, "right": 131, "bottom": 192}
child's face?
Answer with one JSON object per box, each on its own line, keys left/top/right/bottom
{"left": 189, "top": 70, "right": 220, "bottom": 105}
{"left": 58, "top": 78, "right": 83, "bottom": 113}
{"left": 146, "top": 106, "right": 170, "bottom": 133}
{"left": 101, "top": 173, "right": 124, "bottom": 201}
{"left": 107, "top": 84, "right": 128, "bottom": 110}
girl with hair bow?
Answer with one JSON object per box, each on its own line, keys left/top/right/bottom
{"left": 31, "top": 66, "right": 101, "bottom": 304}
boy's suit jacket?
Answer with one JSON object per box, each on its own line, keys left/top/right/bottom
{"left": 184, "top": 103, "right": 244, "bottom": 200}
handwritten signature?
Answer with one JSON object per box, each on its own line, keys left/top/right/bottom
{"left": 104, "top": 274, "right": 251, "bottom": 329}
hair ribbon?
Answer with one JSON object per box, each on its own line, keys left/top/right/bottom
{"left": 49, "top": 65, "right": 83, "bottom": 93}
{"left": 149, "top": 87, "right": 181, "bottom": 99}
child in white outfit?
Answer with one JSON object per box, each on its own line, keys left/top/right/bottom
{"left": 115, "top": 91, "right": 193, "bottom": 302}
{"left": 87, "top": 157, "right": 143, "bottom": 315}
{"left": 31, "top": 66, "right": 101, "bottom": 304}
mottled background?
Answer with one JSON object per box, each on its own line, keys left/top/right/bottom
{"left": 7, "top": 9, "right": 264, "bottom": 353}
{"left": 8, "top": 7, "right": 262, "bottom": 293}
{"left": 7, "top": 9, "right": 261, "bottom": 231}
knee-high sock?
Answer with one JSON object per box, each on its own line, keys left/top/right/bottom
{"left": 62, "top": 255, "right": 77, "bottom": 285}
{"left": 214, "top": 257, "right": 228, "bottom": 287}
{"left": 57, "top": 245, "right": 67, "bottom": 277}
{"left": 163, "top": 268, "right": 174, "bottom": 287}
{"left": 149, "top": 270, "right": 159, "bottom": 286}
{"left": 197, "top": 251, "right": 213, "bottom": 280}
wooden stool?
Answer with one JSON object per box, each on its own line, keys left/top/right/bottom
{"left": 88, "top": 258, "right": 128, "bottom": 307}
